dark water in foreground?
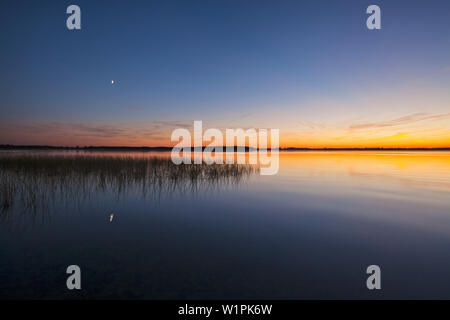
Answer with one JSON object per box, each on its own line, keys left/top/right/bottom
{"left": 1, "top": 151, "right": 450, "bottom": 299}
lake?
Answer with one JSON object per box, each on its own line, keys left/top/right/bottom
{"left": 1, "top": 150, "right": 450, "bottom": 299}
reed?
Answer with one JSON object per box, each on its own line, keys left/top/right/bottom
{"left": 0, "top": 154, "right": 258, "bottom": 212}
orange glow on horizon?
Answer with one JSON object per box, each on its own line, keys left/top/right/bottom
{"left": 1, "top": 113, "right": 449, "bottom": 148}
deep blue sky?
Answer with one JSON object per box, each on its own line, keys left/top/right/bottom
{"left": 1, "top": 0, "right": 449, "bottom": 147}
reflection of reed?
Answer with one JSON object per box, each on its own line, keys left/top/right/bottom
{"left": 0, "top": 155, "right": 258, "bottom": 215}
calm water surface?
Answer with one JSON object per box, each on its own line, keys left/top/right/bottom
{"left": 1, "top": 151, "right": 450, "bottom": 299}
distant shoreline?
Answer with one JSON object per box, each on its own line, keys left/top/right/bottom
{"left": 1, "top": 145, "right": 449, "bottom": 152}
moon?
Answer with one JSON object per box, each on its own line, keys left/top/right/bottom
{"left": 111, "top": 80, "right": 115, "bottom": 85}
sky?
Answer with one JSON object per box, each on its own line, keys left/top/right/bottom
{"left": 0, "top": 0, "right": 449, "bottom": 148}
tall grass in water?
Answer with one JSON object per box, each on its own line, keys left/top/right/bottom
{"left": 0, "top": 154, "right": 258, "bottom": 213}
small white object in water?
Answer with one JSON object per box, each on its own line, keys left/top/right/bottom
{"left": 109, "top": 213, "right": 114, "bottom": 222}
{"left": 111, "top": 80, "right": 115, "bottom": 85}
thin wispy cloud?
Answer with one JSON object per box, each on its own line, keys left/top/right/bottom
{"left": 349, "top": 113, "right": 450, "bottom": 131}
{"left": 152, "top": 120, "right": 193, "bottom": 129}
{"left": 298, "top": 120, "right": 327, "bottom": 131}
{"left": 0, "top": 121, "right": 180, "bottom": 146}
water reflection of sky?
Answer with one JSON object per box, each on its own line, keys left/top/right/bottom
{"left": 1, "top": 151, "right": 450, "bottom": 299}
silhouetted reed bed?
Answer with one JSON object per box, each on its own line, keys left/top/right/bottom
{"left": 0, "top": 154, "right": 258, "bottom": 213}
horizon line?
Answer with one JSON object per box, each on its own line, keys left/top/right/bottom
{"left": 1, "top": 144, "right": 450, "bottom": 151}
